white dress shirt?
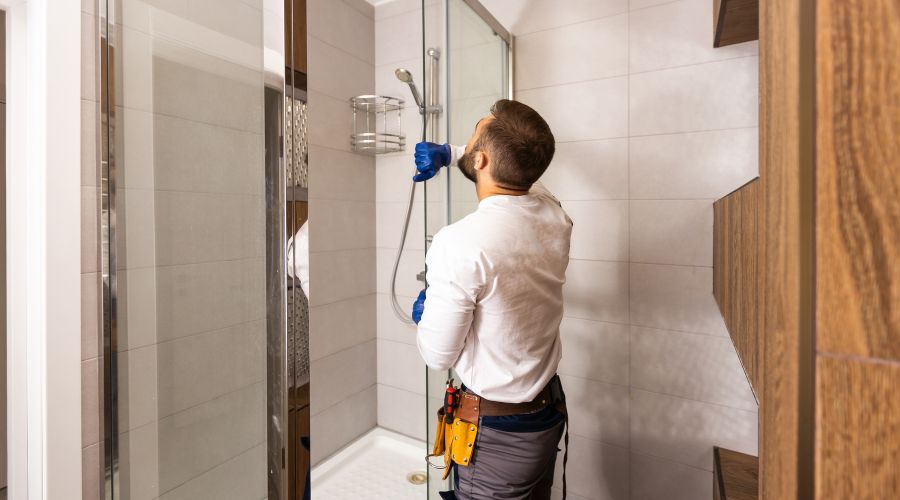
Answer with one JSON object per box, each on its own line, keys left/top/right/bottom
{"left": 416, "top": 177, "right": 573, "bottom": 403}
{"left": 287, "top": 221, "right": 310, "bottom": 298}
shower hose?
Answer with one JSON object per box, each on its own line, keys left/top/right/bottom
{"left": 390, "top": 177, "right": 418, "bottom": 325}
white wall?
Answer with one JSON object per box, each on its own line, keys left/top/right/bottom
{"left": 306, "top": 0, "right": 379, "bottom": 465}
{"left": 483, "top": 0, "right": 760, "bottom": 498}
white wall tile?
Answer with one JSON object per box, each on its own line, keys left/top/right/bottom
{"left": 155, "top": 259, "right": 265, "bottom": 341}
{"left": 376, "top": 247, "right": 425, "bottom": 298}
{"left": 159, "top": 445, "right": 265, "bottom": 500}
{"left": 311, "top": 340, "right": 377, "bottom": 412}
{"left": 629, "top": 128, "right": 759, "bottom": 200}
{"left": 630, "top": 56, "right": 759, "bottom": 136}
{"left": 156, "top": 383, "right": 264, "bottom": 494}
{"left": 308, "top": 91, "right": 356, "bottom": 152}
{"left": 375, "top": 0, "right": 426, "bottom": 21}
{"left": 117, "top": 266, "right": 159, "bottom": 351}
{"left": 481, "top": 0, "right": 628, "bottom": 36}
{"left": 516, "top": 14, "right": 628, "bottom": 90}
{"left": 629, "top": 0, "right": 676, "bottom": 10}
{"left": 82, "top": 12, "right": 97, "bottom": 101}
{"left": 309, "top": 247, "right": 377, "bottom": 307}
{"left": 517, "top": 77, "right": 629, "bottom": 142}
{"left": 558, "top": 317, "right": 629, "bottom": 386}
{"left": 541, "top": 139, "right": 629, "bottom": 201}
{"left": 630, "top": 200, "right": 713, "bottom": 267}
{"left": 564, "top": 260, "right": 629, "bottom": 323}
{"left": 308, "top": 36, "right": 376, "bottom": 100}
{"left": 308, "top": 199, "right": 376, "bottom": 252}
{"left": 309, "top": 0, "right": 375, "bottom": 64}
{"left": 311, "top": 386, "right": 378, "bottom": 465}
{"left": 82, "top": 443, "right": 102, "bottom": 500}
{"left": 630, "top": 452, "right": 713, "bottom": 500}
{"left": 376, "top": 153, "right": 423, "bottom": 203}
{"left": 81, "top": 187, "right": 99, "bottom": 273}
{"left": 553, "top": 436, "right": 630, "bottom": 500}
{"left": 377, "top": 201, "right": 425, "bottom": 250}
{"left": 309, "top": 144, "right": 377, "bottom": 202}
{"left": 629, "top": 0, "right": 758, "bottom": 73}
{"left": 630, "top": 389, "right": 757, "bottom": 470}
{"left": 81, "top": 358, "right": 100, "bottom": 446}
{"left": 117, "top": 345, "right": 159, "bottom": 432}
{"left": 566, "top": 200, "right": 629, "bottom": 262}
{"left": 629, "top": 263, "right": 727, "bottom": 336}
{"left": 120, "top": 189, "right": 156, "bottom": 269}
{"left": 156, "top": 321, "right": 265, "bottom": 418}
{"left": 562, "top": 375, "right": 630, "bottom": 447}
{"left": 376, "top": 293, "right": 419, "bottom": 345}
{"left": 377, "top": 339, "right": 426, "bottom": 394}
{"left": 377, "top": 384, "right": 428, "bottom": 441}
{"left": 81, "top": 100, "right": 98, "bottom": 187}
{"left": 118, "top": 422, "right": 160, "bottom": 500}
{"left": 375, "top": 9, "right": 422, "bottom": 66}
{"left": 631, "top": 326, "right": 757, "bottom": 410}
{"left": 82, "top": 273, "right": 100, "bottom": 361}
{"left": 309, "top": 294, "right": 378, "bottom": 360}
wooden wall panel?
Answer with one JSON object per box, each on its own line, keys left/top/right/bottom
{"left": 816, "top": 357, "right": 900, "bottom": 498}
{"left": 714, "top": 0, "right": 761, "bottom": 47}
{"left": 815, "top": 0, "right": 900, "bottom": 361}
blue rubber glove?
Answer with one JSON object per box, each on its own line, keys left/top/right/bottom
{"left": 413, "top": 142, "right": 451, "bottom": 182}
{"left": 412, "top": 288, "right": 427, "bottom": 324}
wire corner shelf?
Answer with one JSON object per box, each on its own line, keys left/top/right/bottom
{"left": 350, "top": 95, "right": 406, "bottom": 155}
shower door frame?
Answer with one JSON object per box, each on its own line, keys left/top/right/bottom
{"left": 423, "top": 1, "right": 513, "bottom": 497}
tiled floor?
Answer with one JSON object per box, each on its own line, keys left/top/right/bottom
{"left": 312, "top": 428, "right": 427, "bottom": 500}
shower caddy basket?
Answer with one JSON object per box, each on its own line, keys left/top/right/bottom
{"left": 350, "top": 95, "right": 405, "bottom": 155}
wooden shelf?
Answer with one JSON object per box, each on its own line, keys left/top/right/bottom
{"left": 714, "top": 0, "right": 759, "bottom": 48}
{"left": 713, "top": 177, "right": 760, "bottom": 397}
{"left": 714, "top": 447, "right": 759, "bottom": 500}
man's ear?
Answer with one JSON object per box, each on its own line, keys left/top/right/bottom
{"left": 474, "top": 151, "right": 489, "bottom": 171}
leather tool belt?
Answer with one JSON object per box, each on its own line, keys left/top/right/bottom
{"left": 427, "top": 376, "right": 569, "bottom": 490}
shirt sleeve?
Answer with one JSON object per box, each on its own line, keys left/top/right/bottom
{"left": 448, "top": 144, "right": 467, "bottom": 167}
{"left": 416, "top": 230, "right": 484, "bottom": 371}
{"left": 286, "top": 221, "right": 310, "bottom": 298}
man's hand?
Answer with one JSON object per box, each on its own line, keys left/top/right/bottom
{"left": 412, "top": 288, "right": 427, "bottom": 324}
{"left": 413, "top": 142, "right": 451, "bottom": 182}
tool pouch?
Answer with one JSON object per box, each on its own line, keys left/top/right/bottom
{"left": 428, "top": 384, "right": 479, "bottom": 480}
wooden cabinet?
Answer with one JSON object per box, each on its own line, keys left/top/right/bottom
{"left": 714, "top": 447, "right": 759, "bottom": 500}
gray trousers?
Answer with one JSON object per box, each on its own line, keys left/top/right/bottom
{"left": 454, "top": 419, "right": 565, "bottom": 500}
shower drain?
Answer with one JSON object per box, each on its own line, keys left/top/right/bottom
{"left": 406, "top": 471, "right": 427, "bottom": 485}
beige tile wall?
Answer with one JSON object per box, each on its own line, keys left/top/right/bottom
{"left": 306, "top": 0, "right": 379, "bottom": 465}
{"left": 81, "top": 1, "right": 102, "bottom": 497}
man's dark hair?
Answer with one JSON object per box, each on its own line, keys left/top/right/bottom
{"left": 478, "top": 99, "right": 555, "bottom": 190}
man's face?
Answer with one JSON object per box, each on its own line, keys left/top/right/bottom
{"left": 457, "top": 115, "right": 492, "bottom": 184}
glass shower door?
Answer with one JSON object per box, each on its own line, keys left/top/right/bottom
{"left": 422, "top": 1, "right": 510, "bottom": 497}
{"left": 101, "top": 1, "right": 268, "bottom": 498}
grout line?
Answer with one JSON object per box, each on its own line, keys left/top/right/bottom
{"left": 553, "top": 125, "right": 759, "bottom": 143}
{"left": 311, "top": 382, "right": 377, "bottom": 418}
{"left": 310, "top": 337, "right": 377, "bottom": 365}
{"left": 629, "top": 449, "right": 718, "bottom": 474}
{"left": 516, "top": 53, "right": 758, "bottom": 94}
{"left": 512, "top": 8, "right": 631, "bottom": 38}
{"left": 158, "top": 441, "right": 265, "bottom": 497}
{"left": 631, "top": 387, "right": 759, "bottom": 414}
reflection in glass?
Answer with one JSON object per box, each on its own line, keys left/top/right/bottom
{"left": 103, "top": 0, "right": 267, "bottom": 498}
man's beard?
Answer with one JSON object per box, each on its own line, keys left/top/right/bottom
{"left": 457, "top": 151, "right": 479, "bottom": 184}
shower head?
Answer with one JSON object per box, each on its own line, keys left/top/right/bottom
{"left": 395, "top": 68, "right": 424, "bottom": 110}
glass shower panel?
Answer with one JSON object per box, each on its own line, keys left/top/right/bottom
{"left": 105, "top": 1, "right": 267, "bottom": 498}
{"left": 446, "top": 0, "right": 509, "bottom": 224}
{"left": 422, "top": 1, "right": 510, "bottom": 497}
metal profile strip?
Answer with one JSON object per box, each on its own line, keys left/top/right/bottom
{"left": 98, "top": 0, "right": 119, "bottom": 498}
{"left": 460, "top": 0, "right": 512, "bottom": 45}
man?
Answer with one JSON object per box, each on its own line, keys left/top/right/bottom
{"left": 411, "top": 99, "right": 572, "bottom": 500}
